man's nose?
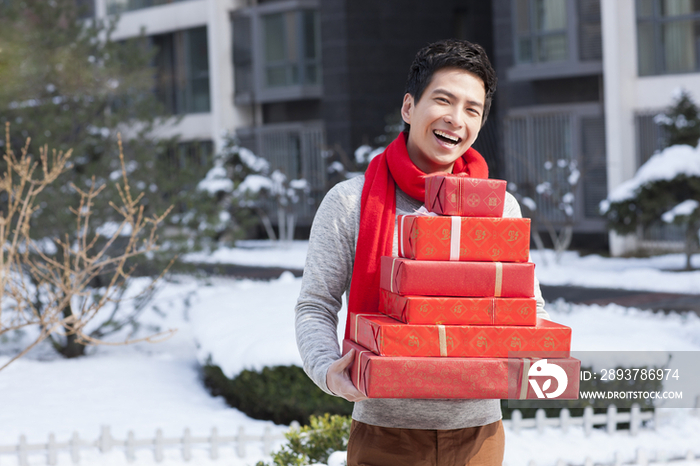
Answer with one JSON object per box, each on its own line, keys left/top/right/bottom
{"left": 443, "top": 109, "right": 463, "bottom": 128}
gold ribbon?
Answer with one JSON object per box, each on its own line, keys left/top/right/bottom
{"left": 438, "top": 325, "right": 447, "bottom": 356}
{"left": 390, "top": 257, "right": 398, "bottom": 293}
{"left": 399, "top": 215, "right": 406, "bottom": 257}
{"left": 519, "top": 358, "right": 531, "bottom": 400}
{"left": 494, "top": 262, "right": 503, "bottom": 297}
{"left": 355, "top": 350, "right": 371, "bottom": 386}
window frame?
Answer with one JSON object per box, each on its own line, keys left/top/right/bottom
{"left": 636, "top": 0, "right": 700, "bottom": 76}
{"left": 151, "top": 26, "right": 211, "bottom": 115}
{"left": 233, "top": 0, "right": 322, "bottom": 104}
{"left": 508, "top": 0, "right": 603, "bottom": 81}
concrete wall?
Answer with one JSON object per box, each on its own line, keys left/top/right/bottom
{"left": 97, "top": 0, "right": 254, "bottom": 149}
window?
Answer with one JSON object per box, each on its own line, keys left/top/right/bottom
{"left": 152, "top": 27, "right": 210, "bottom": 114}
{"left": 106, "top": 0, "right": 190, "bottom": 14}
{"left": 261, "top": 9, "right": 320, "bottom": 88}
{"left": 637, "top": 0, "right": 700, "bottom": 75}
{"left": 515, "top": 0, "right": 569, "bottom": 64}
{"left": 505, "top": 110, "right": 607, "bottom": 222}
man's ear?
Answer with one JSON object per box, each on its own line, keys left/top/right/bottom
{"left": 401, "top": 93, "right": 414, "bottom": 125}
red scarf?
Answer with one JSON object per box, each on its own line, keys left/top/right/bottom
{"left": 345, "top": 133, "right": 489, "bottom": 338}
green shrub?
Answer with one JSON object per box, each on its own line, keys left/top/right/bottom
{"left": 202, "top": 363, "right": 353, "bottom": 425}
{"left": 256, "top": 413, "right": 351, "bottom": 466}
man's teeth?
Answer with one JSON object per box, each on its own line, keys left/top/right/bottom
{"left": 434, "top": 130, "right": 460, "bottom": 143}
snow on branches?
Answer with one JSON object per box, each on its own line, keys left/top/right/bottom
{"left": 198, "top": 133, "right": 309, "bottom": 242}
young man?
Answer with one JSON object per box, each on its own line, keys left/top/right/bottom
{"left": 295, "top": 39, "right": 549, "bottom": 465}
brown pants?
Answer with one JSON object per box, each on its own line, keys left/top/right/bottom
{"left": 346, "top": 420, "right": 505, "bottom": 466}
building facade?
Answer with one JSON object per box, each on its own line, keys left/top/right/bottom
{"left": 494, "top": 0, "right": 700, "bottom": 254}
{"left": 94, "top": 0, "right": 700, "bottom": 249}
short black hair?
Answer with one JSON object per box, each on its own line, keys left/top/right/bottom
{"left": 404, "top": 39, "right": 497, "bottom": 128}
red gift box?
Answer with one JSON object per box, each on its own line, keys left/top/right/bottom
{"left": 398, "top": 215, "right": 530, "bottom": 262}
{"left": 380, "top": 256, "right": 535, "bottom": 298}
{"left": 425, "top": 175, "right": 507, "bottom": 217}
{"left": 350, "top": 315, "right": 570, "bottom": 358}
{"left": 344, "top": 339, "right": 580, "bottom": 399}
{"left": 379, "top": 289, "right": 537, "bottom": 326}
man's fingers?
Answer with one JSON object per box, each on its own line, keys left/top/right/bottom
{"left": 326, "top": 349, "right": 368, "bottom": 402}
{"left": 336, "top": 348, "right": 356, "bottom": 371}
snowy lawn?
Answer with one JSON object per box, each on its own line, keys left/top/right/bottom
{"left": 2, "top": 242, "right": 700, "bottom": 465}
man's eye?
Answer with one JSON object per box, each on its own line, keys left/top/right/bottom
{"left": 436, "top": 97, "right": 449, "bottom": 103}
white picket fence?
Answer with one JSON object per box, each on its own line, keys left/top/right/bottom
{"left": 523, "top": 448, "right": 700, "bottom": 466}
{"left": 502, "top": 404, "right": 655, "bottom": 436}
{"left": 0, "top": 423, "right": 294, "bottom": 466}
{"left": 0, "top": 404, "right": 693, "bottom": 465}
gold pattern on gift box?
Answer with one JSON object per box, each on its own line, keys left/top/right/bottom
{"left": 487, "top": 180, "right": 502, "bottom": 189}
{"left": 468, "top": 225, "right": 490, "bottom": 243}
{"left": 421, "top": 244, "right": 436, "bottom": 257}
{"left": 468, "top": 178, "right": 482, "bottom": 187}
{"left": 505, "top": 229, "right": 520, "bottom": 242}
{"left": 418, "top": 300, "right": 432, "bottom": 316}
{"left": 451, "top": 301, "right": 467, "bottom": 317}
{"left": 486, "top": 192, "right": 501, "bottom": 209}
{"left": 489, "top": 245, "right": 502, "bottom": 259}
{"left": 509, "top": 336, "right": 523, "bottom": 350}
{"left": 518, "top": 305, "right": 532, "bottom": 318}
{"left": 439, "top": 227, "right": 451, "bottom": 242}
{"left": 476, "top": 335, "right": 489, "bottom": 349}
{"left": 466, "top": 193, "right": 481, "bottom": 207}
{"left": 407, "top": 334, "right": 420, "bottom": 348}
{"left": 543, "top": 335, "right": 556, "bottom": 349}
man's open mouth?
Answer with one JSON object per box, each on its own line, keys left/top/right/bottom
{"left": 434, "top": 130, "right": 461, "bottom": 146}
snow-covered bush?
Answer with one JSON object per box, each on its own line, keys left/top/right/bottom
{"left": 601, "top": 144, "right": 700, "bottom": 269}
{"left": 508, "top": 157, "right": 581, "bottom": 264}
{"left": 325, "top": 109, "right": 402, "bottom": 182}
{"left": 198, "top": 133, "right": 309, "bottom": 242}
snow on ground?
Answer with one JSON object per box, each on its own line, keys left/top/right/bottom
{"left": 2, "top": 243, "right": 700, "bottom": 465}
{"left": 531, "top": 249, "right": 700, "bottom": 294}
{"left": 186, "top": 241, "right": 700, "bottom": 295}
{"left": 182, "top": 240, "right": 308, "bottom": 269}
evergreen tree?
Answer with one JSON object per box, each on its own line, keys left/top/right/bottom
{"left": 654, "top": 89, "right": 700, "bottom": 148}
{"left": 0, "top": 0, "right": 217, "bottom": 357}
{"left": 603, "top": 91, "right": 700, "bottom": 269}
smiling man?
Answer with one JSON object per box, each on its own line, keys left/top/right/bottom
{"left": 295, "top": 39, "right": 549, "bottom": 466}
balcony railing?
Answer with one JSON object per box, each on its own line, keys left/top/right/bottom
{"left": 237, "top": 121, "right": 327, "bottom": 227}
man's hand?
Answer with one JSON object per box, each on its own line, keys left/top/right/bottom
{"left": 326, "top": 349, "right": 368, "bottom": 402}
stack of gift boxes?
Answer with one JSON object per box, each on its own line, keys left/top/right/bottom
{"left": 342, "top": 174, "right": 580, "bottom": 400}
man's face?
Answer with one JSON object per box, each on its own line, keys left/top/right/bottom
{"left": 401, "top": 67, "right": 486, "bottom": 174}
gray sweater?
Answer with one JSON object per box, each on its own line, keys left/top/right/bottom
{"left": 294, "top": 175, "right": 549, "bottom": 430}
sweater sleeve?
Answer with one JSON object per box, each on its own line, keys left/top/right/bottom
{"left": 502, "top": 192, "right": 550, "bottom": 321}
{"left": 294, "top": 177, "right": 362, "bottom": 395}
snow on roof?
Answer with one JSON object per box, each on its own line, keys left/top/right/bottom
{"left": 606, "top": 144, "right": 700, "bottom": 204}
